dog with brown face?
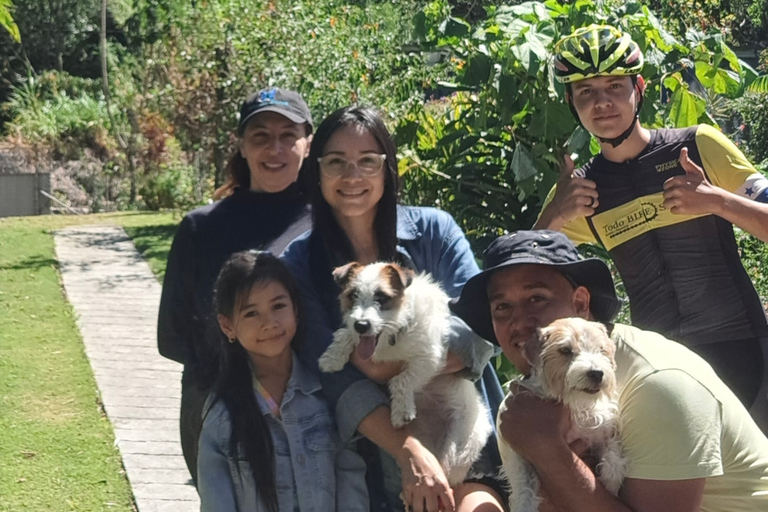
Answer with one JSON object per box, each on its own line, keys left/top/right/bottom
{"left": 500, "top": 317, "right": 626, "bottom": 512}
{"left": 319, "top": 261, "right": 492, "bottom": 486}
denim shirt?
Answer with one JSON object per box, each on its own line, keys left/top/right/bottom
{"left": 197, "top": 352, "right": 369, "bottom": 512}
{"left": 281, "top": 205, "right": 505, "bottom": 510}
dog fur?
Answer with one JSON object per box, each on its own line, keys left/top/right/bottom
{"left": 499, "top": 317, "right": 626, "bottom": 512}
{"left": 318, "top": 261, "right": 492, "bottom": 486}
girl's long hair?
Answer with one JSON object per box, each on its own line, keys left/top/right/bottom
{"left": 306, "top": 106, "right": 400, "bottom": 262}
{"left": 210, "top": 250, "right": 304, "bottom": 512}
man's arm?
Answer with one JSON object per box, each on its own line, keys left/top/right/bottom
{"left": 663, "top": 147, "right": 768, "bottom": 242}
{"left": 498, "top": 391, "right": 706, "bottom": 512}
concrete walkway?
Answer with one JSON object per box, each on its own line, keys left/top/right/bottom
{"left": 54, "top": 225, "right": 199, "bottom": 512}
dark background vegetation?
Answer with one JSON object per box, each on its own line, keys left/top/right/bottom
{"left": 1, "top": 0, "right": 767, "bottom": 312}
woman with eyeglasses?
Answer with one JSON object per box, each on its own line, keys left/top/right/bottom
{"left": 281, "top": 106, "right": 506, "bottom": 512}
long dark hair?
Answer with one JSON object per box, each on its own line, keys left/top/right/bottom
{"left": 307, "top": 106, "right": 400, "bottom": 262}
{"left": 210, "top": 250, "right": 304, "bottom": 512}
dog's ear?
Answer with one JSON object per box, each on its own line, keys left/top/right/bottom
{"left": 524, "top": 328, "right": 547, "bottom": 368}
{"left": 382, "top": 263, "right": 414, "bottom": 292}
{"left": 333, "top": 262, "right": 362, "bottom": 289}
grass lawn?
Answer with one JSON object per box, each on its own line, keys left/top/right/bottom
{"left": 0, "top": 211, "right": 179, "bottom": 512}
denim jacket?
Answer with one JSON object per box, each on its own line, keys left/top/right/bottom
{"left": 281, "top": 205, "right": 505, "bottom": 510}
{"left": 197, "top": 352, "right": 369, "bottom": 512}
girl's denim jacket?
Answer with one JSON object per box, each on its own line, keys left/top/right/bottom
{"left": 197, "top": 352, "right": 369, "bottom": 511}
{"left": 281, "top": 205, "right": 506, "bottom": 511}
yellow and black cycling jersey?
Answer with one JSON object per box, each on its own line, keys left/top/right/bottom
{"left": 541, "top": 124, "right": 768, "bottom": 346}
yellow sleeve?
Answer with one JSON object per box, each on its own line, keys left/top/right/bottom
{"left": 696, "top": 124, "right": 759, "bottom": 192}
{"left": 619, "top": 369, "right": 724, "bottom": 480}
{"left": 538, "top": 184, "right": 597, "bottom": 247}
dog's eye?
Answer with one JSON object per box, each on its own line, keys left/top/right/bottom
{"left": 558, "top": 347, "right": 574, "bottom": 356}
{"left": 374, "top": 292, "right": 392, "bottom": 308}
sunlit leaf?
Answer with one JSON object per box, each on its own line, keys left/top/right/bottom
{"left": 667, "top": 86, "right": 706, "bottom": 127}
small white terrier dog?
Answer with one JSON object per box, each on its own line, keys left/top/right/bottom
{"left": 500, "top": 317, "right": 626, "bottom": 512}
{"left": 319, "top": 261, "right": 492, "bottom": 485}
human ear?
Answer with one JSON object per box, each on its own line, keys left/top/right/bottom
{"left": 304, "top": 133, "right": 313, "bottom": 158}
{"left": 573, "top": 286, "right": 591, "bottom": 319}
{"left": 218, "top": 314, "right": 237, "bottom": 340}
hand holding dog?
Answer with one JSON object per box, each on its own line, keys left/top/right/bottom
{"left": 399, "top": 436, "right": 456, "bottom": 512}
{"left": 350, "top": 346, "right": 405, "bottom": 384}
{"left": 499, "top": 385, "right": 572, "bottom": 462}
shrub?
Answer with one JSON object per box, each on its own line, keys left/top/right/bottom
{"left": 139, "top": 161, "right": 198, "bottom": 211}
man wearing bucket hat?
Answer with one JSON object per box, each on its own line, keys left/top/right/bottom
{"left": 451, "top": 230, "right": 768, "bottom": 512}
{"left": 535, "top": 24, "right": 768, "bottom": 431}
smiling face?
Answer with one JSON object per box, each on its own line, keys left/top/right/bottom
{"left": 570, "top": 75, "right": 639, "bottom": 141}
{"left": 239, "top": 111, "right": 311, "bottom": 193}
{"left": 319, "top": 124, "right": 385, "bottom": 226}
{"left": 486, "top": 264, "right": 591, "bottom": 375}
{"left": 218, "top": 279, "right": 297, "bottom": 366}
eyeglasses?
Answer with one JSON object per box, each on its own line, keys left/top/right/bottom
{"left": 317, "top": 153, "right": 386, "bottom": 177}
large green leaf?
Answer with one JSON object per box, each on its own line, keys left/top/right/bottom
{"left": 0, "top": 0, "right": 20, "bottom": 42}
{"left": 695, "top": 60, "right": 741, "bottom": 97}
{"left": 667, "top": 86, "right": 706, "bottom": 127}
{"left": 462, "top": 53, "right": 493, "bottom": 86}
{"left": 511, "top": 143, "right": 537, "bottom": 182}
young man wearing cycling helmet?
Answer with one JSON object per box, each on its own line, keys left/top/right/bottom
{"left": 534, "top": 25, "right": 768, "bottom": 432}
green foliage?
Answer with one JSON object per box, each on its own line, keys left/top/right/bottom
{"left": 733, "top": 92, "right": 768, "bottom": 163}
{"left": 738, "top": 230, "right": 768, "bottom": 309}
{"left": 396, "top": 0, "right": 762, "bottom": 251}
{"left": 5, "top": 71, "right": 115, "bottom": 159}
{"left": 642, "top": 0, "right": 768, "bottom": 50}
{"left": 139, "top": 161, "right": 198, "bottom": 210}
{"left": 0, "top": 0, "right": 19, "bottom": 42}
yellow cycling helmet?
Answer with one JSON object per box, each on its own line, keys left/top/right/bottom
{"left": 554, "top": 24, "right": 644, "bottom": 84}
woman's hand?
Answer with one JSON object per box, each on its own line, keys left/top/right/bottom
{"left": 398, "top": 436, "right": 456, "bottom": 512}
{"left": 350, "top": 345, "right": 405, "bottom": 384}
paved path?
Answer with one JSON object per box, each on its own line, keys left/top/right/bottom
{"left": 54, "top": 225, "right": 199, "bottom": 512}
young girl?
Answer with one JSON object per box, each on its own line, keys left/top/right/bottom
{"left": 196, "top": 250, "right": 368, "bottom": 512}
{"left": 157, "top": 87, "right": 313, "bottom": 483}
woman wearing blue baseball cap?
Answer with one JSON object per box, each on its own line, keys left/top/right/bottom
{"left": 157, "top": 87, "right": 314, "bottom": 484}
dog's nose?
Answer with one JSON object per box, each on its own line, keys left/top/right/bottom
{"left": 587, "top": 370, "right": 604, "bottom": 383}
{"left": 354, "top": 320, "right": 371, "bottom": 334}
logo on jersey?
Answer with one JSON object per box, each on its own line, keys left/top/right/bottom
{"left": 603, "top": 201, "right": 660, "bottom": 238}
{"left": 655, "top": 160, "right": 678, "bottom": 173}
{"left": 589, "top": 193, "right": 706, "bottom": 250}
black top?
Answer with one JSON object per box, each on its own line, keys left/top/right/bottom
{"left": 157, "top": 183, "right": 309, "bottom": 384}
{"left": 579, "top": 127, "right": 768, "bottom": 345}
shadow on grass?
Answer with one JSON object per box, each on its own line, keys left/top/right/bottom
{"left": 0, "top": 255, "right": 59, "bottom": 272}
{"left": 124, "top": 224, "right": 178, "bottom": 277}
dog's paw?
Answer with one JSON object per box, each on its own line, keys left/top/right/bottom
{"left": 318, "top": 352, "right": 345, "bottom": 373}
{"left": 390, "top": 410, "right": 416, "bottom": 428}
